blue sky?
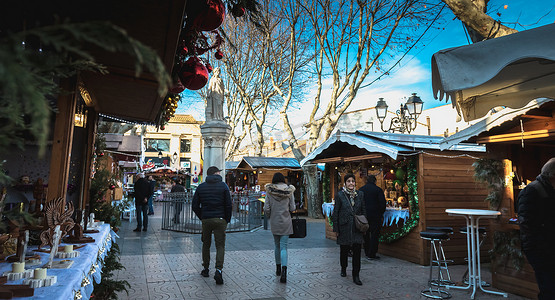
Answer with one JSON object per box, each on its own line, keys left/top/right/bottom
{"left": 178, "top": 1, "right": 555, "bottom": 130}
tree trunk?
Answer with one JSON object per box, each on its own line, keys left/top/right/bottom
{"left": 442, "top": 0, "right": 517, "bottom": 40}
{"left": 303, "top": 164, "right": 323, "bottom": 219}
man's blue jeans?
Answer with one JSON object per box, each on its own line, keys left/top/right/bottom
{"left": 136, "top": 203, "right": 148, "bottom": 230}
{"left": 148, "top": 195, "right": 154, "bottom": 214}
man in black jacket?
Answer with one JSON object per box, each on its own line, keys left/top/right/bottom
{"left": 133, "top": 173, "right": 153, "bottom": 232}
{"left": 192, "top": 166, "right": 232, "bottom": 285}
{"left": 516, "top": 158, "right": 555, "bottom": 300}
{"left": 359, "top": 175, "right": 386, "bottom": 260}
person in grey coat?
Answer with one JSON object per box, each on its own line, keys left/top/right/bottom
{"left": 264, "top": 172, "right": 296, "bottom": 283}
{"left": 332, "top": 173, "right": 366, "bottom": 285}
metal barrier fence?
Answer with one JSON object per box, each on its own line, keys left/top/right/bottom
{"left": 160, "top": 191, "right": 263, "bottom": 233}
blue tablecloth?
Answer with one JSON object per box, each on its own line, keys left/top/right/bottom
{"left": 0, "top": 224, "right": 117, "bottom": 300}
{"left": 383, "top": 208, "right": 410, "bottom": 226}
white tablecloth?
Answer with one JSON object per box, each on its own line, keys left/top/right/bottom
{"left": 383, "top": 208, "right": 409, "bottom": 226}
{"left": 0, "top": 224, "right": 117, "bottom": 300}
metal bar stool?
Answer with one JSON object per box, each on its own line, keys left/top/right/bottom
{"left": 426, "top": 227, "right": 455, "bottom": 287}
{"left": 459, "top": 226, "right": 490, "bottom": 287}
{"left": 420, "top": 230, "right": 452, "bottom": 299}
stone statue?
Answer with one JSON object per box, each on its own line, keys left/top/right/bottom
{"left": 205, "top": 67, "right": 225, "bottom": 121}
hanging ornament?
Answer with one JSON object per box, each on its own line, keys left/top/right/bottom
{"left": 395, "top": 168, "right": 406, "bottom": 180}
{"left": 232, "top": 4, "right": 245, "bottom": 17}
{"left": 205, "top": 61, "right": 213, "bottom": 73}
{"left": 178, "top": 56, "right": 209, "bottom": 90}
{"left": 190, "top": 0, "right": 226, "bottom": 32}
{"left": 215, "top": 50, "right": 223, "bottom": 60}
{"left": 169, "top": 77, "right": 185, "bottom": 94}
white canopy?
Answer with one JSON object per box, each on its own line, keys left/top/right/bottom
{"left": 432, "top": 23, "right": 555, "bottom": 122}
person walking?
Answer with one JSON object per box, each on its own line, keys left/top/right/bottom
{"left": 147, "top": 175, "right": 156, "bottom": 215}
{"left": 359, "top": 175, "right": 386, "bottom": 260}
{"left": 264, "top": 172, "right": 296, "bottom": 283}
{"left": 171, "top": 178, "right": 186, "bottom": 223}
{"left": 192, "top": 166, "right": 232, "bottom": 285}
{"left": 331, "top": 173, "right": 366, "bottom": 285}
{"left": 133, "top": 173, "right": 152, "bottom": 232}
{"left": 516, "top": 158, "right": 555, "bottom": 300}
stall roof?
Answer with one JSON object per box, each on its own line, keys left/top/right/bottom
{"left": 439, "top": 98, "right": 555, "bottom": 150}
{"left": 237, "top": 157, "right": 301, "bottom": 169}
{"left": 300, "top": 131, "right": 485, "bottom": 166}
{"left": 225, "top": 161, "right": 240, "bottom": 170}
{"left": 432, "top": 23, "right": 555, "bottom": 122}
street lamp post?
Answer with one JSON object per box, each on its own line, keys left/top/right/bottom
{"left": 375, "top": 93, "right": 424, "bottom": 134}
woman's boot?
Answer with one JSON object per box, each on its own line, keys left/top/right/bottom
{"left": 280, "top": 266, "right": 287, "bottom": 283}
{"left": 340, "top": 267, "right": 347, "bottom": 277}
{"left": 353, "top": 274, "right": 362, "bottom": 285}
{"left": 276, "top": 264, "right": 281, "bottom": 276}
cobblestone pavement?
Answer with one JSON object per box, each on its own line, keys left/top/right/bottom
{"left": 115, "top": 203, "right": 529, "bottom": 300}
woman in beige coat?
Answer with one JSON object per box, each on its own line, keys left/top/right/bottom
{"left": 264, "top": 172, "right": 296, "bottom": 283}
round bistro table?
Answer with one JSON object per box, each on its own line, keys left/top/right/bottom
{"left": 445, "top": 209, "right": 508, "bottom": 299}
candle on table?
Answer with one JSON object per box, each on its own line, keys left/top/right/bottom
{"left": 12, "top": 262, "right": 25, "bottom": 273}
{"left": 34, "top": 268, "right": 47, "bottom": 279}
{"left": 64, "top": 245, "right": 73, "bottom": 253}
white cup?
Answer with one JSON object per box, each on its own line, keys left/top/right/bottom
{"left": 12, "top": 262, "right": 25, "bottom": 273}
{"left": 34, "top": 268, "right": 47, "bottom": 279}
{"left": 64, "top": 245, "right": 74, "bottom": 253}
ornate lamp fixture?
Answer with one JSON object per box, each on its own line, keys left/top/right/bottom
{"left": 375, "top": 93, "right": 424, "bottom": 134}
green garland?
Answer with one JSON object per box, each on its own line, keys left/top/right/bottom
{"left": 379, "top": 157, "right": 420, "bottom": 243}
{"left": 323, "top": 164, "right": 331, "bottom": 203}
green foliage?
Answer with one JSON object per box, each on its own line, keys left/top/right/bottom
{"left": 92, "top": 243, "right": 130, "bottom": 300}
{"left": 473, "top": 158, "right": 504, "bottom": 209}
{"left": 322, "top": 164, "right": 331, "bottom": 203}
{"left": 94, "top": 202, "right": 123, "bottom": 229}
{"left": 490, "top": 230, "right": 525, "bottom": 271}
{"left": 0, "top": 21, "right": 171, "bottom": 185}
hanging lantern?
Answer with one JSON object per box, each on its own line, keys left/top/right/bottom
{"left": 191, "top": 0, "right": 226, "bottom": 32}
{"left": 178, "top": 56, "right": 209, "bottom": 90}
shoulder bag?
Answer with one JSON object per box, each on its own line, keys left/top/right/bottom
{"left": 349, "top": 199, "right": 369, "bottom": 233}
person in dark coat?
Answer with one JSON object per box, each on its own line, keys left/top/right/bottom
{"left": 331, "top": 173, "right": 366, "bottom": 285}
{"left": 192, "top": 166, "right": 232, "bottom": 285}
{"left": 516, "top": 157, "right": 555, "bottom": 300}
{"left": 171, "top": 178, "right": 186, "bottom": 223}
{"left": 133, "top": 173, "right": 152, "bottom": 232}
{"left": 264, "top": 172, "right": 296, "bottom": 283}
{"left": 359, "top": 175, "right": 386, "bottom": 260}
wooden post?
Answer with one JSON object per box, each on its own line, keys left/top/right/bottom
{"left": 47, "top": 78, "right": 77, "bottom": 202}
{"left": 416, "top": 153, "right": 427, "bottom": 265}
{"left": 80, "top": 110, "right": 97, "bottom": 210}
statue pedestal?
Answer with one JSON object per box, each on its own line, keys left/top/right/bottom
{"left": 201, "top": 120, "right": 231, "bottom": 173}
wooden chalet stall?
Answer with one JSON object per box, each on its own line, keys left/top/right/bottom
{"left": 301, "top": 131, "right": 489, "bottom": 265}
{"left": 226, "top": 157, "right": 305, "bottom": 210}
{"left": 433, "top": 23, "right": 555, "bottom": 298}
{"left": 441, "top": 100, "right": 555, "bottom": 298}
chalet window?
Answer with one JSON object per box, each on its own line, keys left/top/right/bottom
{"left": 144, "top": 138, "right": 170, "bottom": 152}
{"left": 181, "top": 139, "right": 191, "bottom": 153}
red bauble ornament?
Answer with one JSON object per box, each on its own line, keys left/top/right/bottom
{"left": 205, "top": 62, "right": 213, "bottom": 73}
{"left": 191, "top": 0, "right": 226, "bottom": 32}
{"left": 169, "top": 77, "right": 185, "bottom": 94}
{"left": 109, "top": 185, "right": 115, "bottom": 190}
{"left": 161, "top": 125, "right": 166, "bottom": 130}
{"left": 181, "top": 45, "right": 189, "bottom": 56}
{"left": 178, "top": 56, "right": 209, "bottom": 90}
{"left": 215, "top": 50, "right": 223, "bottom": 60}
{"left": 232, "top": 5, "right": 245, "bottom": 17}
{"left": 384, "top": 170, "right": 396, "bottom": 180}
